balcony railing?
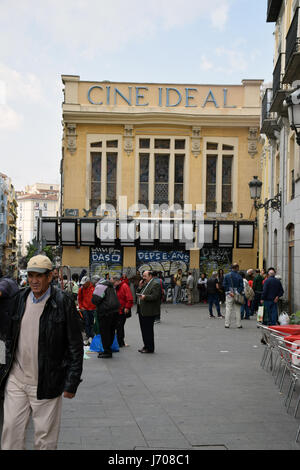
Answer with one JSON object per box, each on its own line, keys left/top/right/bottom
{"left": 286, "top": 8, "right": 300, "bottom": 68}
{"left": 261, "top": 88, "right": 273, "bottom": 123}
{"left": 273, "top": 53, "right": 284, "bottom": 96}
{"left": 283, "top": 7, "right": 300, "bottom": 84}
{"left": 267, "top": 0, "right": 283, "bottom": 22}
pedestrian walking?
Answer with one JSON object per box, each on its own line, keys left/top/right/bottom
{"left": 206, "top": 271, "right": 223, "bottom": 318}
{"left": 113, "top": 275, "right": 133, "bottom": 347}
{"left": 217, "top": 269, "right": 225, "bottom": 303}
{"left": 186, "top": 271, "right": 194, "bottom": 305}
{"left": 239, "top": 271, "right": 251, "bottom": 320}
{"left": 92, "top": 278, "right": 120, "bottom": 358}
{"left": 77, "top": 276, "right": 96, "bottom": 345}
{"left": 0, "top": 255, "right": 83, "bottom": 450}
{"left": 136, "top": 271, "right": 161, "bottom": 354}
{"left": 261, "top": 268, "right": 284, "bottom": 326}
{"left": 0, "top": 269, "right": 19, "bottom": 341}
{"left": 71, "top": 273, "right": 80, "bottom": 302}
{"left": 197, "top": 273, "right": 207, "bottom": 303}
{"left": 251, "top": 269, "right": 264, "bottom": 315}
{"left": 173, "top": 269, "right": 182, "bottom": 304}
{"left": 223, "top": 263, "right": 244, "bottom": 329}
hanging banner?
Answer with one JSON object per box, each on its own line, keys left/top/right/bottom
{"left": 90, "top": 247, "right": 123, "bottom": 278}
{"left": 136, "top": 249, "right": 190, "bottom": 302}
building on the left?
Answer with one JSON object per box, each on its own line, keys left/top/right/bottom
{"left": 0, "top": 173, "right": 18, "bottom": 277}
{"left": 16, "top": 183, "right": 60, "bottom": 256}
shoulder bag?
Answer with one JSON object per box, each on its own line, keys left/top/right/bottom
{"left": 230, "top": 275, "right": 244, "bottom": 305}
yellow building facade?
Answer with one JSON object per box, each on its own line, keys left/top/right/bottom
{"left": 57, "top": 75, "right": 263, "bottom": 290}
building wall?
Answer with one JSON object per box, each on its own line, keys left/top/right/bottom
{"left": 61, "top": 76, "right": 263, "bottom": 276}
{"left": 17, "top": 185, "right": 59, "bottom": 255}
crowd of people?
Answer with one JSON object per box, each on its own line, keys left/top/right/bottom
{"left": 0, "top": 256, "right": 285, "bottom": 449}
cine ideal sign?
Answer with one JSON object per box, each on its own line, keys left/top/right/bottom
{"left": 87, "top": 85, "right": 237, "bottom": 109}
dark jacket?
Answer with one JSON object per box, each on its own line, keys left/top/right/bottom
{"left": 92, "top": 280, "right": 120, "bottom": 317}
{"left": 253, "top": 274, "right": 264, "bottom": 293}
{"left": 223, "top": 271, "right": 243, "bottom": 294}
{"left": 206, "top": 277, "right": 219, "bottom": 295}
{"left": 262, "top": 276, "right": 284, "bottom": 301}
{"left": 0, "top": 277, "right": 19, "bottom": 341}
{"left": 0, "top": 286, "right": 83, "bottom": 400}
{"left": 136, "top": 278, "right": 161, "bottom": 317}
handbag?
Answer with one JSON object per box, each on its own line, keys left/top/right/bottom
{"left": 230, "top": 275, "right": 244, "bottom": 305}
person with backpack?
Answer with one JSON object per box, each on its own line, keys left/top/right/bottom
{"left": 92, "top": 278, "right": 120, "bottom": 358}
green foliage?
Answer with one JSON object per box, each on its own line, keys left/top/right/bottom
{"left": 289, "top": 311, "right": 300, "bottom": 325}
{"left": 25, "top": 241, "right": 55, "bottom": 262}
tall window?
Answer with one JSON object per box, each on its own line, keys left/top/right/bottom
{"left": 90, "top": 152, "right": 101, "bottom": 210}
{"left": 205, "top": 140, "right": 235, "bottom": 213}
{"left": 206, "top": 156, "right": 217, "bottom": 212}
{"left": 89, "top": 137, "right": 120, "bottom": 210}
{"left": 222, "top": 156, "right": 233, "bottom": 212}
{"left": 174, "top": 155, "right": 184, "bottom": 205}
{"left": 154, "top": 154, "right": 169, "bottom": 204}
{"left": 139, "top": 153, "right": 149, "bottom": 205}
{"left": 106, "top": 153, "right": 117, "bottom": 206}
{"left": 136, "top": 136, "right": 186, "bottom": 206}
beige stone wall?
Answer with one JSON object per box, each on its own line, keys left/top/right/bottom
{"left": 61, "top": 76, "right": 263, "bottom": 270}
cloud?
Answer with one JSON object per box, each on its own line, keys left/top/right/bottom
{"left": 0, "top": 0, "right": 231, "bottom": 60}
{"left": 210, "top": 3, "right": 229, "bottom": 30}
{"left": 200, "top": 55, "right": 214, "bottom": 71}
{"left": 0, "top": 105, "right": 23, "bottom": 130}
{"left": 0, "top": 62, "right": 46, "bottom": 105}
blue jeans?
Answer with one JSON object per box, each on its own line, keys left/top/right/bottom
{"left": 264, "top": 300, "right": 278, "bottom": 326}
{"left": 208, "top": 294, "right": 221, "bottom": 316}
{"left": 240, "top": 295, "right": 251, "bottom": 319}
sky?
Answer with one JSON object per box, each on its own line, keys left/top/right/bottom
{"left": 0, "top": 0, "right": 275, "bottom": 191}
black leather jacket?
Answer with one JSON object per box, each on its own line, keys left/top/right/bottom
{"left": 0, "top": 286, "right": 83, "bottom": 399}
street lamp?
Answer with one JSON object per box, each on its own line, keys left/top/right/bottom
{"left": 248, "top": 176, "right": 281, "bottom": 216}
{"left": 284, "top": 87, "right": 300, "bottom": 146}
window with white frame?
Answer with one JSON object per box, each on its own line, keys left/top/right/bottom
{"left": 204, "top": 139, "right": 236, "bottom": 213}
{"left": 136, "top": 136, "right": 186, "bottom": 207}
{"left": 88, "top": 137, "right": 120, "bottom": 210}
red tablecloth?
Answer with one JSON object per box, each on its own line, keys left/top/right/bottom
{"left": 269, "top": 325, "right": 300, "bottom": 335}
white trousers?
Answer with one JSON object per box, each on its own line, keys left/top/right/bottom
{"left": 225, "top": 295, "right": 242, "bottom": 328}
{"left": 1, "top": 374, "right": 62, "bottom": 450}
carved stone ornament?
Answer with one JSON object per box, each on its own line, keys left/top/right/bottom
{"left": 192, "top": 126, "right": 201, "bottom": 157}
{"left": 66, "top": 124, "right": 77, "bottom": 155}
{"left": 124, "top": 124, "right": 134, "bottom": 155}
{"left": 248, "top": 127, "right": 258, "bottom": 158}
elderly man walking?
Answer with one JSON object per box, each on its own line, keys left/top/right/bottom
{"left": 261, "top": 268, "right": 284, "bottom": 326}
{"left": 223, "top": 263, "right": 244, "bottom": 329}
{"left": 0, "top": 255, "right": 83, "bottom": 450}
{"left": 136, "top": 271, "right": 161, "bottom": 354}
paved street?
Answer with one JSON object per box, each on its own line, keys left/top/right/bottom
{"left": 1, "top": 303, "right": 300, "bottom": 450}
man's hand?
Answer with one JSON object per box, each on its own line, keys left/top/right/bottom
{"left": 63, "top": 391, "right": 75, "bottom": 399}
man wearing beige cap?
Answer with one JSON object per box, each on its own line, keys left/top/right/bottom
{"left": 0, "top": 255, "right": 83, "bottom": 450}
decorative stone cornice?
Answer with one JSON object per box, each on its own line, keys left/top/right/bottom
{"left": 191, "top": 126, "right": 201, "bottom": 157}
{"left": 124, "top": 124, "right": 134, "bottom": 155}
{"left": 66, "top": 123, "right": 77, "bottom": 155}
{"left": 248, "top": 127, "right": 259, "bottom": 158}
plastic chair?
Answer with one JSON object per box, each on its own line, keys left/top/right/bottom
{"left": 278, "top": 344, "right": 300, "bottom": 444}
